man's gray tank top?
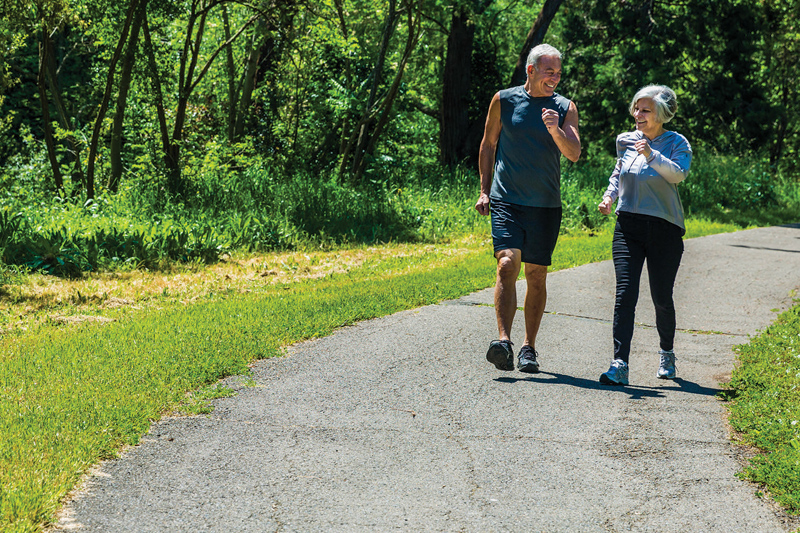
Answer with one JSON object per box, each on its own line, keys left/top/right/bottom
{"left": 490, "top": 86, "right": 572, "bottom": 208}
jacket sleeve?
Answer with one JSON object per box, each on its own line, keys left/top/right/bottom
{"left": 604, "top": 136, "right": 625, "bottom": 201}
{"left": 646, "top": 136, "right": 692, "bottom": 184}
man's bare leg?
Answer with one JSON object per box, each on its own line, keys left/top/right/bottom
{"left": 494, "top": 248, "right": 522, "bottom": 341}
{"left": 486, "top": 248, "right": 521, "bottom": 371}
{"left": 522, "top": 263, "right": 548, "bottom": 350}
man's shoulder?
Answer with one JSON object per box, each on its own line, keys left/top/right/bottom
{"left": 498, "top": 86, "right": 525, "bottom": 100}
{"left": 552, "top": 92, "right": 571, "bottom": 106}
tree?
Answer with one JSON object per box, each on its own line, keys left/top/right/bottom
{"left": 9, "top": 0, "right": 87, "bottom": 195}
{"left": 145, "top": 0, "right": 259, "bottom": 195}
{"left": 86, "top": 0, "right": 145, "bottom": 199}
{"left": 759, "top": 0, "right": 800, "bottom": 171}
{"left": 558, "top": 0, "right": 770, "bottom": 158}
{"left": 508, "top": 0, "right": 565, "bottom": 87}
{"left": 336, "top": 0, "right": 423, "bottom": 184}
{"left": 107, "top": 0, "right": 148, "bottom": 193}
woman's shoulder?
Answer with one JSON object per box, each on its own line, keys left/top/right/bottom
{"left": 661, "top": 130, "right": 692, "bottom": 151}
{"left": 616, "top": 130, "right": 640, "bottom": 142}
{"left": 615, "top": 130, "right": 640, "bottom": 149}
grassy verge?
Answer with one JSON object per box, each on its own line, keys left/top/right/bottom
{"left": 0, "top": 217, "right": 750, "bottom": 532}
{"left": 724, "top": 301, "right": 800, "bottom": 514}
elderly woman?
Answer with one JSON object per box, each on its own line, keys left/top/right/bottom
{"left": 597, "top": 84, "right": 692, "bottom": 385}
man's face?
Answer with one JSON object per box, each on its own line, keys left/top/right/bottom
{"left": 527, "top": 55, "right": 562, "bottom": 97}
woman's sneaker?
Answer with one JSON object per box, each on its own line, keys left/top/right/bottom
{"left": 517, "top": 345, "right": 540, "bottom": 373}
{"left": 600, "top": 359, "right": 629, "bottom": 385}
{"left": 486, "top": 340, "right": 514, "bottom": 371}
{"left": 657, "top": 350, "right": 677, "bottom": 379}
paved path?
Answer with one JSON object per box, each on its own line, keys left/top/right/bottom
{"left": 56, "top": 225, "right": 800, "bottom": 532}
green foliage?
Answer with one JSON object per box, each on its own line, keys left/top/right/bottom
{"left": 681, "top": 151, "right": 778, "bottom": 212}
{"left": 558, "top": 0, "right": 774, "bottom": 161}
{"left": 0, "top": 148, "right": 797, "bottom": 278}
{"left": 725, "top": 303, "right": 800, "bottom": 513}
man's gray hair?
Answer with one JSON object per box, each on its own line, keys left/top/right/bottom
{"left": 629, "top": 85, "right": 678, "bottom": 124}
{"left": 526, "top": 44, "right": 562, "bottom": 70}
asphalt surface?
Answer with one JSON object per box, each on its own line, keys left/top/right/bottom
{"left": 55, "top": 224, "right": 800, "bottom": 532}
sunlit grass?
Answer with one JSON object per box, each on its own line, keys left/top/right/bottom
{"left": 724, "top": 302, "right": 800, "bottom": 514}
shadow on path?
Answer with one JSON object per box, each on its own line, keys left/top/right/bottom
{"left": 495, "top": 373, "right": 721, "bottom": 400}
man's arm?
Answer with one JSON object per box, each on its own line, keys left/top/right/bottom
{"left": 476, "top": 92, "right": 502, "bottom": 216}
{"left": 542, "top": 100, "right": 581, "bottom": 162}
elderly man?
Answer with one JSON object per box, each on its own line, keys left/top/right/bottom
{"left": 476, "top": 43, "right": 581, "bottom": 373}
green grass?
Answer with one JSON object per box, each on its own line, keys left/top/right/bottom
{"left": 0, "top": 216, "right": 771, "bottom": 532}
{"left": 724, "top": 301, "right": 800, "bottom": 514}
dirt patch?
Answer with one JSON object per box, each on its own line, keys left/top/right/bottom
{"left": 49, "top": 315, "right": 116, "bottom": 326}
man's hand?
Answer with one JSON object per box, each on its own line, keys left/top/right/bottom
{"left": 542, "top": 108, "right": 560, "bottom": 133}
{"left": 598, "top": 196, "right": 613, "bottom": 215}
{"left": 543, "top": 102, "right": 581, "bottom": 162}
{"left": 476, "top": 193, "right": 491, "bottom": 216}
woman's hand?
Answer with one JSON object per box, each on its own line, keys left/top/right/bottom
{"left": 634, "top": 139, "right": 652, "bottom": 159}
{"left": 598, "top": 196, "right": 614, "bottom": 215}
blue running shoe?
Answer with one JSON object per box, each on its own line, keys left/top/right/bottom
{"left": 600, "top": 359, "right": 629, "bottom": 385}
{"left": 657, "top": 350, "right": 677, "bottom": 379}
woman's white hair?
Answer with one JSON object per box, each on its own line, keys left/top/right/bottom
{"left": 629, "top": 85, "right": 678, "bottom": 124}
{"left": 526, "top": 44, "right": 562, "bottom": 70}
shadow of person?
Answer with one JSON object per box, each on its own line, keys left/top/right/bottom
{"left": 495, "top": 372, "right": 720, "bottom": 400}
{"left": 664, "top": 377, "right": 722, "bottom": 397}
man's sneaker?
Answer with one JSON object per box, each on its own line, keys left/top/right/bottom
{"left": 517, "top": 345, "right": 540, "bottom": 373}
{"left": 600, "top": 359, "right": 629, "bottom": 385}
{"left": 486, "top": 340, "right": 514, "bottom": 371}
{"left": 657, "top": 350, "right": 677, "bottom": 379}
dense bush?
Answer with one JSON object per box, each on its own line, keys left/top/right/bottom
{"left": 0, "top": 148, "right": 797, "bottom": 277}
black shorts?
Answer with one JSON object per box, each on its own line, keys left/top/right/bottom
{"left": 490, "top": 199, "right": 562, "bottom": 266}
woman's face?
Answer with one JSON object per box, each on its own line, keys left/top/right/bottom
{"left": 633, "top": 97, "right": 663, "bottom": 137}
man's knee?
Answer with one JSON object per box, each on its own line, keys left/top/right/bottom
{"left": 524, "top": 263, "right": 548, "bottom": 285}
{"left": 496, "top": 250, "right": 521, "bottom": 279}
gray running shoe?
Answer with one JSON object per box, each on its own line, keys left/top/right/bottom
{"left": 517, "top": 345, "right": 540, "bottom": 373}
{"left": 486, "top": 340, "right": 514, "bottom": 371}
{"left": 600, "top": 359, "right": 629, "bottom": 385}
{"left": 657, "top": 350, "right": 677, "bottom": 379}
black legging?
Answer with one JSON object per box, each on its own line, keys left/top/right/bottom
{"left": 612, "top": 212, "right": 684, "bottom": 363}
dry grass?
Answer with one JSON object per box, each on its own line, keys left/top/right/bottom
{"left": 0, "top": 238, "right": 487, "bottom": 336}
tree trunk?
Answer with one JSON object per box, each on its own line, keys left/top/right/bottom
{"left": 108, "top": 0, "right": 147, "bottom": 193}
{"left": 42, "top": 28, "right": 84, "bottom": 193}
{"left": 37, "top": 37, "right": 64, "bottom": 194}
{"left": 439, "top": 8, "right": 474, "bottom": 166}
{"left": 142, "top": 12, "right": 171, "bottom": 167}
{"left": 234, "top": 20, "right": 268, "bottom": 141}
{"left": 509, "top": 0, "right": 565, "bottom": 87}
{"left": 86, "top": 0, "right": 141, "bottom": 199}
{"left": 167, "top": 8, "right": 208, "bottom": 196}
{"left": 222, "top": 5, "right": 238, "bottom": 141}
